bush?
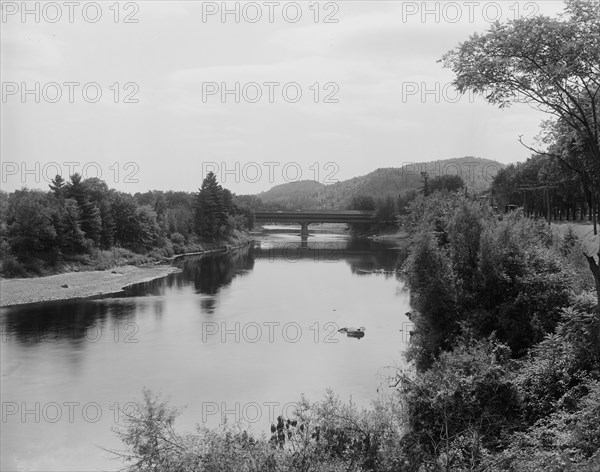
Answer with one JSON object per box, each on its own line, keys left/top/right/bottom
{"left": 0, "top": 254, "right": 28, "bottom": 278}
{"left": 86, "top": 247, "right": 151, "bottom": 271}
{"left": 170, "top": 232, "right": 185, "bottom": 245}
{"left": 396, "top": 338, "right": 521, "bottom": 470}
{"left": 492, "top": 381, "right": 600, "bottom": 471}
{"left": 405, "top": 198, "right": 576, "bottom": 363}
{"left": 113, "top": 390, "right": 404, "bottom": 472}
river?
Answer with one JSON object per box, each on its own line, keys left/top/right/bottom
{"left": 0, "top": 232, "right": 412, "bottom": 471}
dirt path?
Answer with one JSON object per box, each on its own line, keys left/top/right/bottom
{"left": 0, "top": 265, "right": 181, "bottom": 307}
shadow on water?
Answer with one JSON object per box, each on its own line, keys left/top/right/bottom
{"left": 1, "top": 298, "right": 137, "bottom": 345}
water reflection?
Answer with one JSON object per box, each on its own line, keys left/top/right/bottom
{"left": 121, "top": 246, "right": 255, "bottom": 298}
{"left": 252, "top": 236, "right": 409, "bottom": 275}
{"left": 1, "top": 299, "right": 137, "bottom": 345}
{"left": 1, "top": 235, "right": 412, "bottom": 472}
{"left": 1, "top": 239, "right": 410, "bottom": 349}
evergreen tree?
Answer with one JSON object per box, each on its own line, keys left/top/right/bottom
{"left": 55, "top": 198, "right": 86, "bottom": 254}
{"left": 49, "top": 174, "right": 66, "bottom": 197}
{"left": 65, "top": 174, "right": 102, "bottom": 244}
{"left": 194, "top": 172, "right": 227, "bottom": 240}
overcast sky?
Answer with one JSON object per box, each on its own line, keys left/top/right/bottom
{"left": 1, "top": 1, "right": 565, "bottom": 195}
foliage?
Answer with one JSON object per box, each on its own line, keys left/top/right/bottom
{"left": 194, "top": 172, "right": 250, "bottom": 241}
{"left": 405, "top": 195, "right": 577, "bottom": 367}
{"left": 428, "top": 175, "right": 465, "bottom": 194}
{"left": 113, "top": 390, "right": 404, "bottom": 472}
{"left": 491, "top": 381, "right": 600, "bottom": 471}
{"left": 396, "top": 338, "right": 521, "bottom": 471}
{"left": 0, "top": 174, "right": 252, "bottom": 277}
{"left": 443, "top": 0, "right": 600, "bottom": 308}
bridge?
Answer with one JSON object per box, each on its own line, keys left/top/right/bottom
{"left": 254, "top": 210, "right": 378, "bottom": 237}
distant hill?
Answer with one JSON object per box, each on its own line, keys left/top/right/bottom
{"left": 256, "top": 157, "right": 504, "bottom": 210}
{"left": 255, "top": 180, "right": 326, "bottom": 209}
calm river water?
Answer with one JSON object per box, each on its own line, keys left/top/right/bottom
{"left": 1, "top": 232, "right": 411, "bottom": 471}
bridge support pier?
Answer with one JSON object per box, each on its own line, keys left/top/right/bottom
{"left": 300, "top": 222, "right": 310, "bottom": 238}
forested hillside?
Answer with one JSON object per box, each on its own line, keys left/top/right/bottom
{"left": 255, "top": 157, "right": 502, "bottom": 210}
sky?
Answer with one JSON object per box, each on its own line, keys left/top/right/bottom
{"left": 1, "top": 1, "right": 566, "bottom": 195}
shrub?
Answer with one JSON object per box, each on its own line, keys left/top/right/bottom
{"left": 170, "top": 232, "right": 185, "bottom": 245}
{"left": 113, "top": 390, "right": 404, "bottom": 472}
{"left": 0, "top": 254, "right": 28, "bottom": 278}
{"left": 397, "top": 338, "right": 521, "bottom": 470}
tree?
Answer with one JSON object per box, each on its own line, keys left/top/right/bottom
{"left": 49, "top": 174, "right": 66, "bottom": 197}
{"left": 134, "top": 205, "right": 161, "bottom": 250}
{"left": 65, "top": 174, "right": 102, "bottom": 245}
{"left": 375, "top": 196, "right": 397, "bottom": 224}
{"left": 7, "top": 190, "right": 58, "bottom": 260}
{"left": 111, "top": 192, "right": 140, "bottom": 249}
{"left": 83, "top": 178, "right": 114, "bottom": 248}
{"left": 54, "top": 198, "right": 86, "bottom": 254}
{"left": 442, "top": 0, "right": 600, "bottom": 314}
{"left": 429, "top": 175, "right": 465, "bottom": 194}
{"left": 348, "top": 195, "right": 375, "bottom": 211}
{"left": 405, "top": 231, "right": 458, "bottom": 370}
{"left": 194, "top": 172, "right": 227, "bottom": 240}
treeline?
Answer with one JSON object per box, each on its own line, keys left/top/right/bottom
{"left": 492, "top": 153, "right": 598, "bottom": 230}
{"left": 0, "top": 172, "right": 253, "bottom": 277}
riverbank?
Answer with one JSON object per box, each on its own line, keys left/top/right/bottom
{"left": 0, "top": 238, "right": 253, "bottom": 308}
{"left": 0, "top": 264, "right": 182, "bottom": 308}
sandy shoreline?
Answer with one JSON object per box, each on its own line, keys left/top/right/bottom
{"left": 0, "top": 264, "right": 181, "bottom": 308}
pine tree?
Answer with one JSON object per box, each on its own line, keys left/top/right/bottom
{"left": 49, "top": 175, "right": 66, "bottom": 198}
{"left": 56, "top": 198, "right": 86, "bottom": 254}
{"left": 194, "top": 172, "right": 227, "bottom": 240}
{"left": 65, "top": 174, "right": 102, "bottom": 244}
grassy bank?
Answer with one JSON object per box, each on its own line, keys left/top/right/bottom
{"left": 0, "top": 232, "right": 252, "bottom": 307}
